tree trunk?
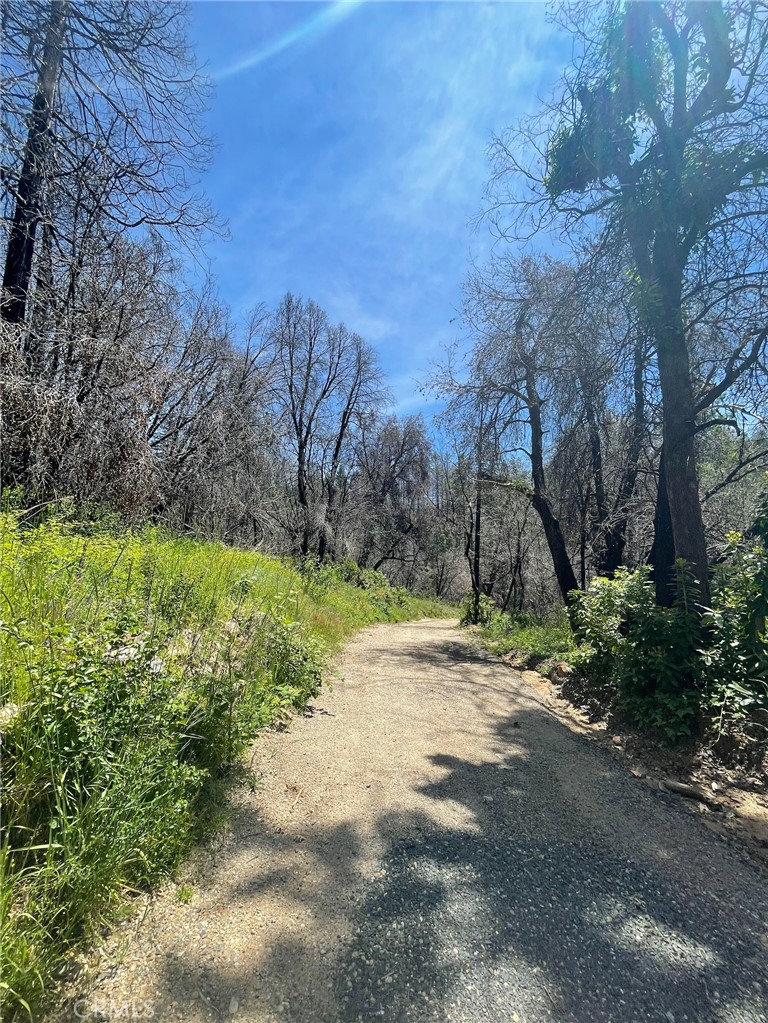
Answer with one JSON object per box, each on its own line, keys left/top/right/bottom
{"left": 532, "top": 490, "right": 580, "bottom": 603}
{"left": 600, "top": 335, "right": 647, "bottom": 576}
{"left": 653, "top": 260, "right": 710, "bottom": 605}
{"left": 624, "top": 209, "right": 710, "bottom": 604}
{"left": 584, "top": 397, "right": 608, "bottom": 526}
{"left": 525, "top": 365, "right": 579, "bottom": 603}
{"left": 2, "top": 1, "right": 67, "bottom": 324}
{"left": 649, "top": 446, "right": 676, "bottom": 607}
{"left": 294, "top": 430, "right": 315, "bottom": 557}
{"left": 472, "top": 452, "right": 482, "bottom": 623}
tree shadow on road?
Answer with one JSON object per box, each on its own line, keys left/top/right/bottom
{"left": 88, "top": 627, "right": 768, "bottom": 1023}
{"left": 328, "top": 736, "right": 768, "bottom": 1022}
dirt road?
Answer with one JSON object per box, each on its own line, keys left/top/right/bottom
{"left": 69, "top": 619, "right": 768, "bottom": 1023}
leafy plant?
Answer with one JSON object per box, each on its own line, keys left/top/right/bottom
{"left": 570, "top": 563, "right": 703, "bottom": 740}
{"left": 701, "top": 492, "right": 768, "bottom": 736}
{"left": 464, "top": 594, "right": 576, "bottom": 668}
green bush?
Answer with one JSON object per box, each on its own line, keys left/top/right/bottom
{"left": 461, "top": 491, "right": 767, "bottom": 753}
{"left": 0, "top": 623, "right": 205, "bottom": 1017}
{"left": 571, "top": 563, "right": 703, "bottom": 740}
{"left": 459, "top": 593, "right": 498, "bottom": 627}
{"left": 302, "top": 555, "right": 447, "bottom": 627}
{"left": 463, "top": 594, "right": 575, "bottom": 667}
{"left": 569, "top": 568, "right": 641, "bottom": 685}
{"left": 701, "top": 499, "right": 768, "bottom": 733}
{"left": 570, "top": 534, "right": 768, "bottom": 744}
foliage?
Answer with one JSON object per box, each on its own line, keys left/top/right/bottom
{"left": 701, "top": 491, "right": 768, "bottom": 733}
{"left": 571, "top": 531, "right": 768, "bottom": 743}
{"left": 0, "top": 513, "right": 449, "bottom": 1019}
{"left": 302, "top": 556, "right": 447, "bottom": 627}
{"left": 469, "top": 496, "right": 767, "bottom": 748}
{"left": 464, "top": 594, "right": 576, "bottom": 668}
{"left": 459, "top": 592, "right": 497, "bottom": 628}
{"left": 570, "top": 564, "right": 703, "bottom": 740}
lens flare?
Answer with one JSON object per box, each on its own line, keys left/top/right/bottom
{"left": 215, "top": 1, "right": 362, "bottom": 79}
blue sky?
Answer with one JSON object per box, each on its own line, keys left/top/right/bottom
{"left": 188, "top": 1, "right": 569, "bottom": 414}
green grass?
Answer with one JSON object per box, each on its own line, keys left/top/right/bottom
{"left": 483, "top": 617, "right": 576, "bottom": 666}
{"left": 464, "top": 595, "right": 576, "bottom": 669}
{"left": 0, "top": 512, "right": 450, "bottom": 1019}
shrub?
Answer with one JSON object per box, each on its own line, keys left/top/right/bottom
{"left": 463, "top": 593, "right": 575, "bottom": 667}
{"left": 459, "top": 592, "right": 497, "bottom": 627}
{"left": 701, "top": 498, "right": 768, "bottom": 735}
{"left": 570, "top": 568, "right": 644, "bottom": 687}
{"left": 618, "top": 564, "right": 703, "bottom": 739}
{"left": 571, "top": 563, "right": 703, "bottom": 740}
{"left": 0, "top": 622, "right": 205, "bottom": 1016}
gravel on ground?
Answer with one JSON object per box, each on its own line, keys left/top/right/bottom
{"left": 59, "top": 619, "right": 768, "bottom": 1023}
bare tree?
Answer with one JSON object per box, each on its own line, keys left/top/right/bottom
{"left": 353, "top": 413, "right": 431, "bottom": 572}
{"left": 455, "top": 256, "right": 586, "bottom": 602}
{"left": 488, "top": 0, "right": 768, "bottom": 603}
{"left": 1, "top": 0, "right": 213, "bottom": 324}
{"left": 260, "top": 294, "right": 386, "bottom": 558}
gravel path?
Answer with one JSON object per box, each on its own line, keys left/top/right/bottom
{"left": 69, "top": 619, "right": 768, "bottom": 1023}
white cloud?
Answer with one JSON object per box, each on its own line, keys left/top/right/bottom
{"left": 318, "top": 279, "right": 396, "bottom": 341}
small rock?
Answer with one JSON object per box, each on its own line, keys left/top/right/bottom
{"left": 229, "top": 995, "right": 239, "bottom": 1015}
{"left": 550, "top": 662, "right": 574, "bottom": 683}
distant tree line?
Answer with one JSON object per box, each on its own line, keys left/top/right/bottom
{"left": 2, "top": 0, "right": 767, "bottom": 612}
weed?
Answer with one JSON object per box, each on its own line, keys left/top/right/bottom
{"left": 175, "top": 885, "right": 194, "bottom": 905}
{"left": 464, "top": 594, "right": 576, "bottom": 669}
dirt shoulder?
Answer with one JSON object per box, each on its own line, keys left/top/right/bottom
{"left": 493, "top": 649, "right": 768, "bottom": 869}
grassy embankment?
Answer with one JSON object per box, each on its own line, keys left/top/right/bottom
{"left": 464, "top": 595, "right": 575, "bottom": 671}
{"left": 0, "top": 512, "right": 449, "bottom": 1018}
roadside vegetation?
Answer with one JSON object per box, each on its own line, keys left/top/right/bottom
{"left": 461, "top": 596, "right": 575, "bottom": 670}
{"left": 469, "top": 489, "right": 768, "bottom": 756}
{"left": 3, "top": 0, "right": 768, "bottom": 1014}
{"left": 0, "top": 509, "right": 448, "bottom": 1018}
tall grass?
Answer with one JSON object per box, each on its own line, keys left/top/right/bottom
{"left": 0, "top": 513, "right": 448, "bottom": 1019}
